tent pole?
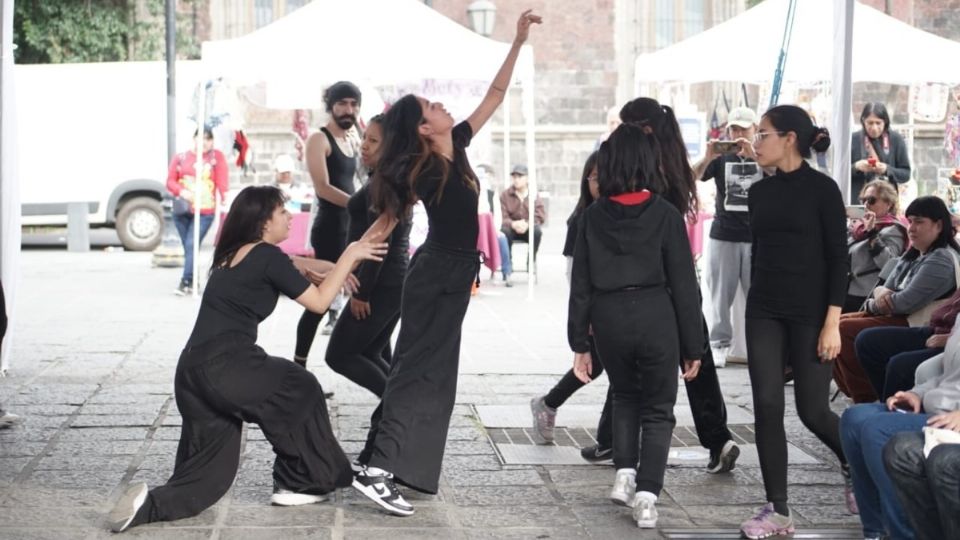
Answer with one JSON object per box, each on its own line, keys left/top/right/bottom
{"left": 193, "top": 80, "right": 206, "bottom": 299}
{"left": 0, "top": 0, "right": 17, "bottom": 374}
{"left": 830, "top": 0, "right": 854, "bottom": 200}
{"left": 523, "top": 72, "right": 536, "bottom": 299}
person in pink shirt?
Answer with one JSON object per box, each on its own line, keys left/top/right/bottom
{"left": 166, "top": 127, "right": 229, "bottom": 295}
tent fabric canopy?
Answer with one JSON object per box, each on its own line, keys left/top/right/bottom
{"left": 634, "top": 0, "right": 960, "bottom": 86}
{"left": 201, "top": 0, "right": 534, "bottom": 110}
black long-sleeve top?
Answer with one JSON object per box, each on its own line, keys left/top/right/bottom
{"left": 346, "top": 183, "right": 411, "bottom": 301}
{"left": 747, "top": 161, "right": 849, "bottom": 326}
{"left": 567, "top": 195, "right": 703, "bottom": 359}
{"left": 849, "top": 129, "right": 911, "bottom": 204}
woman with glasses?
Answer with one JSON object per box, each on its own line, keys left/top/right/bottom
{"left": 740, "top": 105, "right": 849, "bottom": 539}
{"left": 844, "top": 180, "right": 907, "bottom": 313}
{"left": 851, "top": 102, "right": 911, "bottom": 204}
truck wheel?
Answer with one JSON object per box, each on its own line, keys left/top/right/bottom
{"left": 116, "top": 196, "right": 163, "bottom": 251}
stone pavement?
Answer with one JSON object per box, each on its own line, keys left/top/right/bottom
{"left": 0, "top": 230, "right": 861, "bottom": 539}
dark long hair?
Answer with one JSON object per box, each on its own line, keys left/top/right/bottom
{"left": 211, "top": 185, "right": 286, "bottom": 272}
{"left": 859, "top": 102, "right": 890, "bottom": 135}
{"left": 569, "top": 151, "right": 599, "bottom": 224}
{"left": 596, "top": 123, "right": 666, "bottom": 198}
{"left": 619, "top": 97, "right": 698, "bottom": 217}
{"left": 902, "top": 196, "right": 960, "bottom": 261}
{"left": 763, "top": 104, "right": 832, "bottom": 158}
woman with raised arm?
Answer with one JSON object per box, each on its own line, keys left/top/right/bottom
{"left": 351, "top": 10, "right": 541, "bottom": 517}
{"left": 107, "top": 186, "right": 387, "bottom": 533}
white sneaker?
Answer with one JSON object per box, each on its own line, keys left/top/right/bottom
{"left": 270, "top": 488, "right": 328, "bottom": 506}
{"left": 711, "top": 346, "right": 730, "bottom": 368}
{"left": 609, "top": 469, "right": 636, "bottom": 506}
{"left": 352, "top": 468, "right": 415, "bottom": 516}
{"left": 0, "top": 411, "right": 23, "bottom": 429}
{"left": 631, "top": 494, "right": 658, "bottom": 528}
{"left": 108, "top": 482, "right": 148, "bottom": 532}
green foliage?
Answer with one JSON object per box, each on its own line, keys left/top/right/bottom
{"left": 14, "top": 0, "right": 200, "bottom": 64}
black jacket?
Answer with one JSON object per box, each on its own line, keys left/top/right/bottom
{"left": 567, "top": 195, "right": 703, "bottom": 359}
{"left": 850, "top": 129, "right": 910, "bottom": 204}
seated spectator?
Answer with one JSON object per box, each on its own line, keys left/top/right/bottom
{"left": 884, "top": 424, "right": 960, "bottom": 540}
{"left": 840, "top": 323, "right": 960, "bottom": 540}
{"left": 845, "top": 180, "right": 907, "bottom": 313}
{"left": 500, "top": 164, "right": 546, "bottom": 284}
{"left": 834, "top": 196, "right": 960, "bottom": 403}
{"left": 855, "top": 288, "right": 960, "bottom": 401}
{"left": 273, "top": 154, "right": 312, "bottom": 212}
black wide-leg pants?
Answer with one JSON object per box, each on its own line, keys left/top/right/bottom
{"left": 131, "top": 336, "right": 352, "bottom": 526}
{"left": 366, "top": 243, "right": 480, "bottom": 494}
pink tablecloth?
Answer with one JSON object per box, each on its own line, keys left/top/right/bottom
{"left": 277, "top": 212, "right": 315, "bottom": 257}
{"left": 477, "top": 212, "right": 501, "bottom": 272}
{"left": 686, "top": 211, "right": 712, "bottom": 258}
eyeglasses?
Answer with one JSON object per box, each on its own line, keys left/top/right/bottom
{"left": 752, "top": 131, "right": 785, "bottom": 144}
{"left": 860, "top": 196, "right": 878, "bottom": 205}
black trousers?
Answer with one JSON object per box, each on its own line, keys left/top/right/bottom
{"left": 130, "top": 336, "right": 352, "bottom": 527}
{"left": 592, "top": 288, "right": 679, "bottom": 495}
{"left": 366, "top": 243, "right": 480, "bottom": 494}
{"left": 295, "top": 211, "right": 348, "bottom": 359}
{"left": 745, "top": 317, "right": 845, "bottom": 507}
{"left": 324, "top": 284, "right": 402, "bottom": 397}
{"left": 502, "top": 225, "right": 543, "bottom": 258}
{"left": 543, "top": 337, "right": 613, "bottom": 448}
{"left": 884, "top": 431, "right": 960, "bottom": 540}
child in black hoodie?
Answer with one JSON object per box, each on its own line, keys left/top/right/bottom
{"left": 568, "top": 123, "right": 703, "bottom": 528}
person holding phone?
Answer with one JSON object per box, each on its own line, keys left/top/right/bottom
{"left": 844, "top": 180, "right": 907, "bottom": 313}
{"left": 693, "top": 106, "right": 763, "bottom": 368}
{"left": 850, "top": 102, "right": 911, "bottom": 204}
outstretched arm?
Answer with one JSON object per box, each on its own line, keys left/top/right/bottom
{"left": 466, "top": 10, "right": 541, "bottom": 135}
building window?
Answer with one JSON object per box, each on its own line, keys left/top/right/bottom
{"left": 654, "top": 0, "right": 675, "bottom": 49}
{"left": 287, "top": 0, "right": 307, "bottom": 11}
{"left": 683, "top": 0, "right": 705, "bottom": 38}
{"left": 255, "top": 0, "right": 274, "bottom": 29}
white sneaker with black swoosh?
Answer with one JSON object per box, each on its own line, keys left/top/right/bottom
{"left": 352, "top": 468, "right": 414, "bottom": 516}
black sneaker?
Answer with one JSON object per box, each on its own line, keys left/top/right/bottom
{"left": 321, "top": 310, "right": 339, "bottom": 336}
{"left": 580, "top": 444, "right": 613, "bottom": 463}
{"left": 352, "top": 469, "right": 414, "bottom": 516}
{"left": 707, "top": 439, "right": 740, "bottom": 474}
{"left": 108, "top": 482, "right": 148, "bottom": 532}
{"left": 173, "top": 280, "right": 192, "bottom": 296}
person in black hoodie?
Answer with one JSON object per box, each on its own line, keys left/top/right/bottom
{"left": 739, "top": 105, "right": 849, "bottom": 539}
{"left": 569, "top": 123, "right": 703, "bottom": 529}
{"left": 850, "top": 102, "right": 910, "bottom": 204}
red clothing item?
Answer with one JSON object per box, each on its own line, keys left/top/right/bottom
{"left": 930, "top": 288, "right": 960, "bottom": 335}
{"left": 610, "top": 190, "right": 651, "bottom": 206}
{"left": 166, "top": 150, "right": 229, "bottom": 215}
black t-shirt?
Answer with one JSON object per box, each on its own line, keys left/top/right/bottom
{"left": 700, "top": 154, "right": 755, "bottom": 243}
{"left": 187, "top": 243, "right": 311, "bottom": 346}
{"left": 414, "top": 121, "right": 479, "bottom": 250}
{"left": 747, "top": 161, "right": 849, "bottom": 326}
{"left": 347, "top": 183, "right": 411, "bottom": 299}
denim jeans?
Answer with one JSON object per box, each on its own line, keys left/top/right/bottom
{"left": 497, "top": 232, "right": 512, "bottom": 276}
{"left": 840, "top": 403, "right": 928, "bottom": 539}
{"left": 884, "top": 431, "right": 960, "bottom": 540}
{"left": 174, "top": 213, "right": 215, "bottom": 284}
{"left": 855, "top": 326, "right": 941, "bottom": 401}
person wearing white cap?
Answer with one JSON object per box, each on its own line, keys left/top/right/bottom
{"left": 693, "top": 106, "right": 763, "bottom": 368}
{"left": 273, "top": 154, "right": 310, "bottom": 212}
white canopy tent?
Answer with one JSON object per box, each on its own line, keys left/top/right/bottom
{"left": 634, "top": 0, "right": 960, "bottom": 199}
{"left": 201, "top": 0, "right": 540, "bottom": 292}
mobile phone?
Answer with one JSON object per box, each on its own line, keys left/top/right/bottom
{"left": 712, "top": 141, "right": 740, "bottom": 154}
{"left": 894, "top": 407, "right": 911, "bottom": 414}
{"left": 846, "top": 205, "right": 866, "bottom": 219}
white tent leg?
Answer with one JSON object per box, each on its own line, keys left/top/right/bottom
{"left": 0, "top": 0, "right": 19, "bottom": 374}
{"left": 830, "top": 0, "right": 854, "bottom": 199}
{"left": 193, "top": 80, "right": 206, "bottom": 299}
{"left": 522, "top": 75, "right": 536, "bottom": 299}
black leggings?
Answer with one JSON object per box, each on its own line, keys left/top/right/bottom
{"left": 543, "top": 337, "right": 613, "bottom": 448}
{"left": 295, "top": 216, "right": 348, "bottom": 359}
{"left": 746, "top": 317, "right": 846, "bottom": 507}
{"left": 323, "top": 284, "right": 402, "bottom": 397}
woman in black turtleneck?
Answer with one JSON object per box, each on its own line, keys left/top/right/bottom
{"left": 739, "top": 105, "right": 849, "bottom": 539}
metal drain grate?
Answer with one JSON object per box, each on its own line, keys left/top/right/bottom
{"left": 488, "top": 425, "right": 756, "bottom": 449}
{"left": 661, "top": 530, "right": 860, "bottom": 539}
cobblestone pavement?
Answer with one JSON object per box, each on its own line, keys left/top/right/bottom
{"left": 0, "top": 239, "right": 861, "bottom": 539}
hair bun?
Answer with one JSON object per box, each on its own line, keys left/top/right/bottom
{"left": 811, "top": 126, "right": 831, "bottom": 153}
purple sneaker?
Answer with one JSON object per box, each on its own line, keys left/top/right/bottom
{"left": 530, "top": 396, "right": 556, "bottom": 444}
{"left": 841, "top": 464, "right": 859, "bottom": 514}
{"left": 740, "top": 504, "right": 795, "bottom": 539}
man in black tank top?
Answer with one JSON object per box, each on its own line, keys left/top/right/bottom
{"left": 294, "top": 81, "right": 361, "bottom": 367}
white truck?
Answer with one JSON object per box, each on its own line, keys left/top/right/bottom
{"left": 16, "top": 61, "right": 202, "bottom": 250}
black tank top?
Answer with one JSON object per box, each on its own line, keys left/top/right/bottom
{"left": 317, "top": 127, "right": 357, "bottom": 213}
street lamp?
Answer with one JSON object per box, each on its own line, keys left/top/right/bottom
{"left": 467, "top": 0, "right": 496, "bottom": 37}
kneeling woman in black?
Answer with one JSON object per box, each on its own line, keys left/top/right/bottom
{"left": 107, "top": 186, "right": 387, "bottom": 533}
{"left": 351, "top": 10, "right": 541, "bottom": 517}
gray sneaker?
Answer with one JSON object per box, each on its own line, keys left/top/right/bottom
{"left": 707, "top": 439, "right": 740, "bottom": 474}
{"left": 529, "top": 396, "right": 556, "bottom": 444}
{"left": 108, "top": 482, "right": 148, "bottom": 532}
